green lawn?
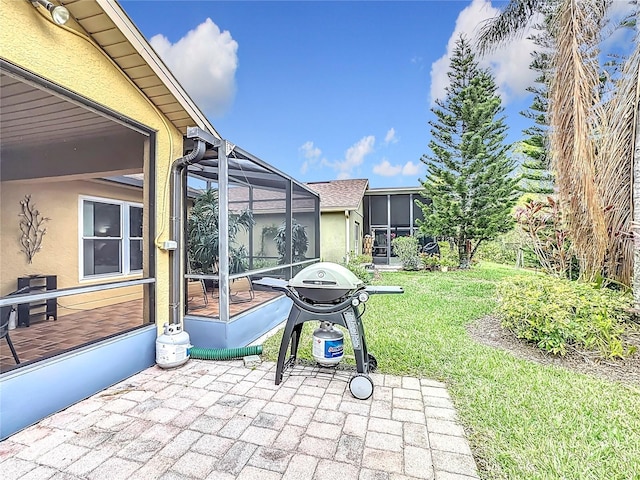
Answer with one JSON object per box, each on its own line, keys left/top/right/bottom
{"left": 261, "top": 263, "right": 640, "bottom": 480}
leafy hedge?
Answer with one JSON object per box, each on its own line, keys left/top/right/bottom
{"left": 496, "top": 275, "right": 636, "bottom": 359}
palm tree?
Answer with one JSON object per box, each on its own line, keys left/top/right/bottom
{"left": 476, "top": 0, "right": 639, "bottom": 287}
{"left": 475, "top": 0, "right": 550, "bottom": 55}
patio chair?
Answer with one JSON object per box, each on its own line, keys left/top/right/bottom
{"left": 187, "top": 259, "right": 208, "bottom": 309}
{"left": 1, "top": 304, "right": 20, "bottom": 364}
{"left": 187, "top": 279, "right": 208, "bottom": 309}
{"left": 230, "top": 276, "right": 255, "bottom": 303}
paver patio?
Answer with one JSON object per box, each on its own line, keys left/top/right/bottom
{"left": 0, "top": 359, "right": 479, "bottom": 480}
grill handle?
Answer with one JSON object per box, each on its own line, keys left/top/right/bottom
{"left": 364, "top": 286, "right": 404, "bottom": 295}
{"left": 286, "top": 291, "right": 360, "bottom": 315}
{"left": 253, "top": 277, "right": 363, "bottom": 315}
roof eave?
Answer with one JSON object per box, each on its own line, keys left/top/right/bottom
{"left": 95, "top": 0, "right": 221, "bottom": 139}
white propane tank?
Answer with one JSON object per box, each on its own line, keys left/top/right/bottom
{"left": 312, "top": 321, "right": 344, "bottom": 366}
{"left": 156, "top": 323, "right": 192, "bottom": 369}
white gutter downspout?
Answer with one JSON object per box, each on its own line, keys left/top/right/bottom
{"left": 345, "top": 210, "right": 350, "bottom": 262}
{"left": 169, "top": 127, "right": 221, "bottom": 325}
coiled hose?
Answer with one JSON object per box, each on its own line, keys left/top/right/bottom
{"left": 189, "top": 345, "right": 263, "bottom": 360}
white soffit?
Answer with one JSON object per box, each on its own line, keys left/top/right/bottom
{"left": 62, "top": 0, "right": 220, "bottom": 139}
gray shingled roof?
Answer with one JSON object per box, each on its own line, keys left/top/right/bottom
{"left": 305, "top": 179, "right": 369, "bottom": 211}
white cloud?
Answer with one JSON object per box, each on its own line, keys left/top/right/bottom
{"left": 402, "top": 161, "right": 421, "bottom": 176}
{"left": 300, "top": 141, "right": 321, "bottom": 160}
{"left": 299, "top": 141, "right": 323, "bottom": 174}
{"left": 373, "top": 159, "right": 422, "bottom": 177}
{"left": 384, "top": 128, "right": 398, "bottom": 145}
{"left": 331, "top": 136, "right": 375, "bottom": 178}
{"left": 430, "top": 0, "right": 538, "bottom": 105}
{"left": 373, "top": 159, "right": 402, "bottom": 177}
{"left": 150, "top": 18, "right": 238, "bottom": 116}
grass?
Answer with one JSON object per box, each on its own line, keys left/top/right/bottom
{"left": 261, "top": 262, "right": 640, "bottom": 480}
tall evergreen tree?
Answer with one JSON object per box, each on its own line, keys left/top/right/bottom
{"left": 416, "top": 35, "right": 518, "bottom": 268}
{"left": 518, "top": 41, "right": 555, "bottom": 196}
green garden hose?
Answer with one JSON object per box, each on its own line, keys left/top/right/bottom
{"left": 189, "top": 345, "right": 263, "bottom": 360}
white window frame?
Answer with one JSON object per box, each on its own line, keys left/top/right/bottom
{"left": 79, "top": 195, "right": 143, "bottom": 280}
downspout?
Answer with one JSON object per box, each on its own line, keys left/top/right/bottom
{"left": 169, "top": 140, "right": 206, "bottom": 325}
{"left": 345, "top": 210, "right": 350, "bottom": 262}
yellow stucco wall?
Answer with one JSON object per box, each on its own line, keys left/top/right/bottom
{"left": 0, "top": 0, "right": 184, "bottom": 329}
{"left": 320, "top": 207, "right": 365, "bottom": 263}
{"left": 320, "top": 212, "right": 347, "bottom": 263}
{"left": 0, "top": 181, "right": 144, "bottom": 314}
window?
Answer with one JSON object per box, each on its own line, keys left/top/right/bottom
{"left": 390, "top": 194, "right": 411, "bottom": 226}
{"left": 370, "top": 196, "right": 388, "bottom": 225}
{"left": 81, "top": 197, "right": 143, "bottom": 278}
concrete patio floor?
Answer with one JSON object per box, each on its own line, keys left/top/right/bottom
{"left": 0, "top": 358, "right": 479, "bottom": 480}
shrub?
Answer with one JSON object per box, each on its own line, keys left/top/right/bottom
{"left": 496, "top": 275, "right": 636, "bottom": 359}
{"left": 438, "top": 242, "right": 459, "bottom": 269}
{"left": 344, "top": 259, "right": 372, "bottom": 285}
{"left": 476, "top": 238, "right": 518, "bottom": 265}
{"left": 420, "top": 253, "right": 440, "bottom": 270}
{"left": 391, "top": 236, "right": 420, "bottom": 270}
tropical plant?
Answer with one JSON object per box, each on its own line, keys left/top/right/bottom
{"left": 476, "top": 0, "right": 639, "bottom": 291}
{"left": 275, "top": 218, "right": 308, "bottom": 264}
{"left": 515, "top": 196, "right": 574, "bottom": 277}
{"left": 187, "top": 188, "right": 254, "bottom": 274}
{"left": 416, "top": 35, "right": 519, "bottom": 269}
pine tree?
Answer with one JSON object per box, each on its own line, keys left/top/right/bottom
{"left": 416, "top": 35, "right": 519, "bottom": 268}
{"left": 518, "top": 21, "right": 555, "bottom": 197}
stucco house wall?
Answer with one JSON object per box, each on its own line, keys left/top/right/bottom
{"left": 0, "top": 0, "right": 185, "bottom": 329}
{"left": 1, "top": 180, "right": 145, "bottom": 314}
{"left": 320, "top": 212, "right": 347, "bottom": 262}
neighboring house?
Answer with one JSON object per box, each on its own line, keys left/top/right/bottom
{"left": 306, "top": 179, "right": 369, "bottom": 263}
{"left": 0, "top": 0, "right": 318, "bottom": 440}
{"left": 306, "top": 180, "right": 428, "bottom": 265}
{"left": 363, "top": 186, "right": 428, "bottom": 265}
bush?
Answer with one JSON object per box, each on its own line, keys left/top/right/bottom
{"left": 391, "top": 236, "right": 420, "bottom": 270}
{"left": 496, "top": 275, "right": 636, "bottom": 359}
{"left": 420, "top": 253, "right": 440, "bottom": 270}
{"left": 476, "top": 238, "right": 518, "bottom": 265}
{"left": 438, "top": 242, "right": 459, "bottom": 268}
{"left": 344, "top": 259, "right": 372, "bottom": 285}
{"left": 340, "top": 252, "right": 373, "bottom": 285}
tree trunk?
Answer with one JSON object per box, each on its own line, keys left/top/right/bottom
{"left": 633, "top": 101, "right": 640, "bottom": 308}
{"left": 458, "top": 237, "right": 470, "bottom": 269}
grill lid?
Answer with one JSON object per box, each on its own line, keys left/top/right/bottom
{"left": 289, "top": 262, "right": 363, "bottom": 290}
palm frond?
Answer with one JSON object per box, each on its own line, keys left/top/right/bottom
{"left": 475, "top": 0, "right": 543, "bottom": 54}
{"left": 598, "top": 36, "right": 639, "bottom": 286}
{"left": 548, "top": 0, "right": 609, "bottom": 282}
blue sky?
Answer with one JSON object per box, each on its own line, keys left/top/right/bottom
{"left": 119, "top": 0, "right": 628, "bottom": 188}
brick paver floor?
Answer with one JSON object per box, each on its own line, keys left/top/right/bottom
{"left": 0, "top": 359, "right": 479, "bottom": 479}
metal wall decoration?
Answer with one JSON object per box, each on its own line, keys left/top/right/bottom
{"left": 18, "top": 195, "right": 50, "bottom": 264}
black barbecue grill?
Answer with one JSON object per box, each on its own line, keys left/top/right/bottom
{"left": 254, "top": 262, "right": 403, "bottom": 399}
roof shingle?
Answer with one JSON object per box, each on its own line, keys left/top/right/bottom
{"left": 305, "top": 179, "right": 369, "bottom": 211}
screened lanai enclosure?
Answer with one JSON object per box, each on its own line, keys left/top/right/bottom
{"left": 180, "top": 134, "right": 320, "bottom": 348}
{"left": 363, "top": 187, "right": 427, "bottom": 265}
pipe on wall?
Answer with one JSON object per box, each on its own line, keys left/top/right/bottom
{"left": 169, "top": 128, "right": 221, "bottom": 326}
